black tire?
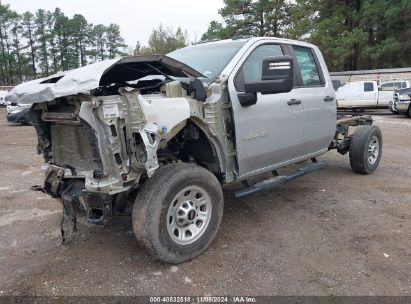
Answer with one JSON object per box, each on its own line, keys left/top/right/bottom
{"left": 132, "top": 163, "right": 224, "bottom": 264}
{"left": 349, "top": 125, "right": 382, "bottom": 174}
{"left": 407, "top": 105, "right": 411, "bottom": 118}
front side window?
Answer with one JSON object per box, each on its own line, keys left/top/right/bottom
{"left": 364, "top": 82, "right": 374, "bottom": 92}
{"left": 292, "top": 46, "right": 322, "bottom": 86}
{"left": 235, "top": 44, "right": 283, "bottom": 91}
{"left": 242, "top": 45, "right": 283, "bottom": 82}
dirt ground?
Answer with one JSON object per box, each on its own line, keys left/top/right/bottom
{"left": 0, "top": 108, "right": 409, "bottom": 296}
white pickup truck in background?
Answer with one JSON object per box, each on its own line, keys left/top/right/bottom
{"left": 336, "top": 80, "right": 410, "bottom": 109}
{"left": 0, "top": 91, "right": 8, "bottom": 106}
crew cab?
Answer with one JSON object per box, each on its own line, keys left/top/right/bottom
{"left": 336, "top": 80, "right": 410, "bottom": 109}
{"left": 6, "top": 37, "right": 383, "bottom": 263}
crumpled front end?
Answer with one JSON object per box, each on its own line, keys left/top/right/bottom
{"left": 5, "top": 55, "right": 203, "bottom": 234}
{"left": 10, "top": 54, "right": 235, "bottom": 239}
{"left": 30, "top": 86, "right": 190, "bottom": 231}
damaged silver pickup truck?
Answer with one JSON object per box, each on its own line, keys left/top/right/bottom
{"left": 7, "top": 37, "right": 382, "bottom": 263}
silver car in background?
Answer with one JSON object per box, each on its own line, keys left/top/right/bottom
{"left": 6, "top": 102, "right": 31, "bottom": 124}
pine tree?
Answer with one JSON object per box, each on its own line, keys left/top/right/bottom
{"left": 10, "top": 11, "right": 23, "bottom": 82}
{"left": 21, "top": 11, "right": 37, "bottom": 77}
{"left": 202, "top": 0, "right": 291, "bottom": 40}
{"left": 134, "top": 25, "right": 187, "bottom": 55}
{"left": 0, "top": 4, "right": 128, "bottom": 84}
{"left": 35, "top": 9, "right": 49, "bottom": 76}
{"left": 92, "top": 24, "right": 107, "bottom": 61}
{"left": 0, "top": 3, "right": 13, "bottom": 84}
{"left": 72, "top": 14, "right": 91, "bottom": 66}
{"left": 105, "top": 23, "right": 127, "bottom": 59}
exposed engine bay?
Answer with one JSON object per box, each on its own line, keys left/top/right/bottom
{"left": 6, "top": 55, "right": 236, "bottom": 237}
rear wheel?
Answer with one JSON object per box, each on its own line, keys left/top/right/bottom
{"left": 349, "top": 125, "right": 382, "bottom": 174}
{"left": 132, "top": 163, "right": 224, "bottom": 264}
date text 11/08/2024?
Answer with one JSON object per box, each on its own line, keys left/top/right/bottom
{"left": 149, "top": 296, "right": 257, "bottom": 303}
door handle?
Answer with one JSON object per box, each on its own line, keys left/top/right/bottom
{"left": 287, "top": 99, "right": 302, "bottom": 105}
{"left": 324, "top": 96, "right": 334, "bottom": 102}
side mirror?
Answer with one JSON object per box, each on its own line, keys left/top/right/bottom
{"left": 244, "top": 55, "right": 294, "bottom": 95}
{"left": 237, "top": 92, "right": 257, "bottom": 107}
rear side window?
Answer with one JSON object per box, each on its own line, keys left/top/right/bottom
{"left": 393, "top": 82, "right": 402, "bottom": 89}
{"left": 381, "top": 82, "right": 392, "bottom": 89}
{"left": 364, "top": 82, "right": 374, "bottom": 92}
{"left": 381, "top": 82, "right": 402, "bottom": 90}
{"left": 292, "top": 46, "right": 322, "bottom": 86}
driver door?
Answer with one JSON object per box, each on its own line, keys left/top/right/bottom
{"left": 228, "top": 43, "right": 305, "bottom": 177}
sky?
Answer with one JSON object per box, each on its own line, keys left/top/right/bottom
{"left": 2, "top": 0, "right": 224, "bottom": 48}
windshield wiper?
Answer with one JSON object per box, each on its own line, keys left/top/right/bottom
{"left": 144, "top": 63, "right": 174, "bottom": 81}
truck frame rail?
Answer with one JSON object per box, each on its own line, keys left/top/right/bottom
{"left": 330, "top": 115, "right": 374, "bottom": 155}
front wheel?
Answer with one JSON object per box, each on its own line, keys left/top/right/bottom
{"left": 132, "top": 163, "right": 224, "bottom": 264}
{"left": 349, "top": 125, "right": 382, "bottom": 174}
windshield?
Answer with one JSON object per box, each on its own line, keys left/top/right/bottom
{"left": 168, "top": 41, "right": 246, "bottom": 82}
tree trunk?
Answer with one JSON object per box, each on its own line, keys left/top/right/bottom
{"left": 40, "top": 24, "right": 49, "bottom": 75}
{"left": 27, "top": 25, "right": 36, "bottom": 77}
{"left": 0, "top": 25, "right": 7, "bottom": 84}
{"left": 4, "top": 28, "right": 13, "bottom": 84}
{"left": 13, "top": 28, "right": 22, "bottom": 82}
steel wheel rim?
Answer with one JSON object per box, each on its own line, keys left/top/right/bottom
{"left": 368, "top": 136, "right": 379, "bottom": 165}
{"left": 166, "top": 185, "right": 212, "bottom": 245}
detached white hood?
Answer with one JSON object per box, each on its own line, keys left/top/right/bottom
{"left": 6, "top": 55, "right": 204, "bottom": 104}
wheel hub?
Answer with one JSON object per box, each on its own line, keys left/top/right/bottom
{"left": 175, "top": 200, "right": 197, "bottom": 227}
{"left": 368, "top": 136, "right": 379, "bottom": 165}
{"left": 166, "top": 186, "right": 212, "bottom": 245}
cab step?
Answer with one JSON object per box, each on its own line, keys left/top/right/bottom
{"left": 233, "top": 159, "right": 326, "bottom": 199}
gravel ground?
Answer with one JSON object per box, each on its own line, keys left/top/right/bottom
{"left": 0, "top": 108, "right": 409, "bottom": 296}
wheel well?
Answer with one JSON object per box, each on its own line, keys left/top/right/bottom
{"left": 156, "top": 121, "right": 222, "bottom": 176}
